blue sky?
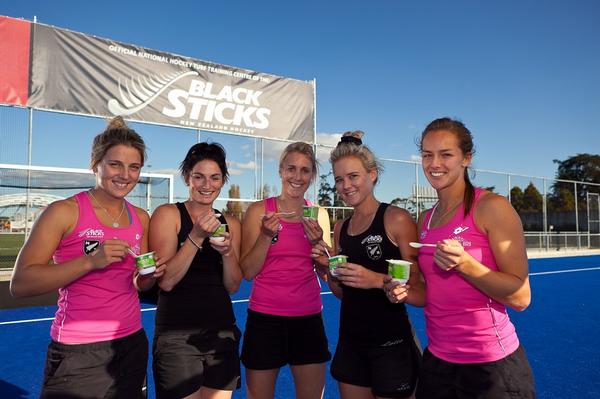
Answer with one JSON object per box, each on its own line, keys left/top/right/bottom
{"left": 2, "top": 0, "right": 600, "bottom": 203}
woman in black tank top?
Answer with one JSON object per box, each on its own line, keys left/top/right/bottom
{"left": 149, "top": 142, "right": 243, "bottom": 399}
{"left": 312, "top": 131, "right": 425, "bottom": 399}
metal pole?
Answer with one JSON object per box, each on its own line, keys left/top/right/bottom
{"left": 312, "top": 78, "right": 318, "bottom": 203}
{"left": 415, "top": 163, "right": 420, "bottom": 220}
{"left": 25, "top": 108, "right": 33, "bottom": 237}
{"left": 196, "top": 129, "right": 201, "bottom": 143}
{"left": 254, "top": 138, "right": 258, "bottom": 199}
{"left": 542, "top": 178, "right": 548, "bottom": 236}
{"left": 544, "top": 179, "right": 549, "bottom": 251}
{"left": 587, "top": 192, "right": 591, "bottom": 248}
{"left": 507, "top": 174, "right": 511, "bottom": 202}
{"left": 574, "top": 182, "right": 579, "bottom": 248}
{"left": 260, "top": 138, "right": 264, "bottom": 199}
{"left": 146, "top": 178, "right": 152, "bottom": 212}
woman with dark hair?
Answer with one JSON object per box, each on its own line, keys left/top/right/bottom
{"left": 11, "top": 116, "right": 163, "bottom": 398}
{"left": 312, "top": 131, "right": 423, "bottom": 399}
{"left": 240, "top": 141, "right": 331, "bottom": 399}
{"left": 150, "top": 142, "right": 243, "bottom": 399}
{"left": 385, "top": 117, "right": 535, "bottom": 398}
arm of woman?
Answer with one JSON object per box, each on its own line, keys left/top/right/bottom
{"left": 325, "top": 220, "right": 344, "bottom": 299}
{"left": 387, "top": 207, "right": 426, "bottom": 307}
{"left": 437, "top": 194, "right": 531, "bottom": 311}
{"left": 216, "top": 215, "right": 243, "bottom": 293}
{"left": 239, "top": 201, "right": 279, "bottom": 281}
{"left": 134, "top": 208, "right": 165, "bottom": 291}
{"left": 150, "top": 204, "right": 216, "bottom": 292}
{"left": 318, "top": 207, "right": 332, "bottom": 247}
{"left": 11, "top": 199, "right": 129, "bottom": 297}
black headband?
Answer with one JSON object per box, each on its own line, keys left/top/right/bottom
{"left": 339, "top": 135, "right": 362, "bottom": 146}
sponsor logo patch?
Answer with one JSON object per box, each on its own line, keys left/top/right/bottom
{"left": 366, "top": 243, "right": 382, "bottom": 260}
{"left": 83, "top": 240, "right": 100, "bottom": 254}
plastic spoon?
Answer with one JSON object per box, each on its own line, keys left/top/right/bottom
{"left": 409, "top": 242, "right": 437, "bottom": 248}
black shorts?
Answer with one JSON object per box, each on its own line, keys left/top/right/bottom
{"left": 40, "top": 329, "right": 148, "bottom": 399}
{"left": 240, "top": 309, "right": 331, "bottom": 370}
{"left": 152, "top": 326, "right": 241, "bottom": 399}
{"left": 330, "top": 335, "right": 421, "bottom": 398}
{"left": 416, "top": 345, "right": 536, "bottom": 399}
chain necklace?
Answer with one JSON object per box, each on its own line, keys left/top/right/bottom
{"left": 88, "top": 190, "right": 125, "bottom": 228}
{"left": 429, "top": 200, "right": 462, "bottom": 227}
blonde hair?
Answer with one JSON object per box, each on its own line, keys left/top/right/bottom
{"left": 278, "top": 141, "right": 318, "bottom": 183}
{"left": 90, "top": 116, "right": 146, "bottom": 169}
{"left": 329, "top": 130, "right": 383, "bottom": 184}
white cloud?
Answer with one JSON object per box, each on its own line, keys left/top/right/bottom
{"left": 228, "top": 160, "right": 256, "bottom": 170}
{"left": 316, "top": 132, "right": 342, "bottom": 147}
{"left": 410, "top": 154, "right": 422, "bottom": 162}
{"left": 147, "top": 168, "right": 179, "bottom": 176}
{"left": 228, "top": 168, "right": 243, "bottom": 176}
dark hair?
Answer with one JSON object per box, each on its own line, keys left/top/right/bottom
{"left": 419, "top": 117, "right": 476, "bottom": 217}
{"left": 180, "top": 142, "right": 229, "bottom": 183}
{"left": 90, "top": 116, "right": 146, "bottom": 169}
{"left": 330, "top": 130, "right": 383, "bottom": 184}
{"left": 279, "top": 142, "right": 318, "bottom": 183}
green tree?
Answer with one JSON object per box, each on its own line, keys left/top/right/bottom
{"left": 551, "top": 153, "right": 600, "bottom": 209}
{"left": 225, "top": 184, "right": 243, "bottom": 220}
{"left": 522, "top": 182, "right": 543, "bottom": 212}
{"left": 510, "top": 186, "right": 524, "bottom": 213}
{"left": 318, "top": 173, "right": 333, "bottom": 207}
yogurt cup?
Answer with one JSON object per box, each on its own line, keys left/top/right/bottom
{"left": 387, "top": 259, "right": 411, "bottom": 285}
{"left": 210, "top": 224, "right": 227, "bottom": 242}
{"left": 303, "top": 206, "right": 319, "bottom": 220}
{"left": 135, "top": 251, "right": 157, "bottom": 275}
{"left": 328, "top": 254, "right": 347, "bottom": 277}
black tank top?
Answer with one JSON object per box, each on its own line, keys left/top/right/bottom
{"left": 155, "top": 203, "right": 235, "bottom": 332}
{"left": 338, "top": 203, "right": 412, "bottom": 344}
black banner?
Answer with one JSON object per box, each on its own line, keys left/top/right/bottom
{"left": 27, "top": 22, "right": 315, "bottom": 142}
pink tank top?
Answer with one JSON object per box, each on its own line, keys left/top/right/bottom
{"left": 418, "top": 188, "right": 520, "bottom": 363}
{"left": 50, "top": 191, "right": 143, "bottom": 343}
{"left": 249, "top": 197, "right": 322, "bottom": 316}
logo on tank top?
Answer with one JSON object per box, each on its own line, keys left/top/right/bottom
{"left": 450, "top": 225, "right": 472, "bottom": 247}
{"left": 83, "top": 240, "right": 100, "bottom": 254}
{"left": 362, "top": 234, "right": 383, "bottom": 260}
{"left": 453, "top": 226, "right": 469, "bottom": 235}
{"left": 77, "top": 228, "right": 105, "bottom": 238}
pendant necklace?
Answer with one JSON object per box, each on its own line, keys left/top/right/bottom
{"left": 89, "top": 190, "right": 125, "bottom": 228}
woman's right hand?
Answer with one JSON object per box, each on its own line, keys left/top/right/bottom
{"left": 89, "top": 239, "right": 131, "bottom": 269}
{"left": 311, "top": 240, "right": 332, "bottom": 268}
{"left": 190, "top": 210, "right": 221, "bottom": 241}
{"left": 260, "top": 212, "right": 280, "bottom": 238}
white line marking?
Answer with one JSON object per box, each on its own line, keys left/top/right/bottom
{"left": 530, "top": 267, "right": 600, "bottom": 276}
{"left": 0, "top": 292, "right": 335, "bottom": 326}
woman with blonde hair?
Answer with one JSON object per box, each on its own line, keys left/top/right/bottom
{"left": 312, "top": 131, "right": 423, "bottom": 399}
{"left": 11, "top": 116, "right": 163, "bottom": 398}
{"left": 240, "top": 141, "right": 331, "bottom": 399}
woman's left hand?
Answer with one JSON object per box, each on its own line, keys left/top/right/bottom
{"left": 209, "top": 232, "right": 233, "bottom": 256}
{"left": 433, "top": 239, "right": 470, "bottom": 272}
{"left": 335, "top": 262, "right": 382, "bottom": 289}
{"left": 301, "top": 217, "right": 323, "bottom": 245}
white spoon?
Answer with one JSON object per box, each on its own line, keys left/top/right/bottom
{"left": 260, "top": 211, "right": 296, "bottom": 218}
{"left": 409, "top": 242, "right": 437, "bottom": 248}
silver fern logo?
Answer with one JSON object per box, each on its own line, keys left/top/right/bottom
{"left": 108, "top": 71, "right": 198, "bottom": 116}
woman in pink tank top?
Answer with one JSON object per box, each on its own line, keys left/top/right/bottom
{"left": 386, "top": 118, "right": 535, "bottom": 398}
{"left": 10, "top": 117, "right": 165, "bottom": 399}
{"left": 240, "top": 142, "right": 331, "bottom": 399}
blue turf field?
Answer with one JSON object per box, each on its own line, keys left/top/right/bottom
{"left": 1, "top": 255, "right": 599, "bottom": 398}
